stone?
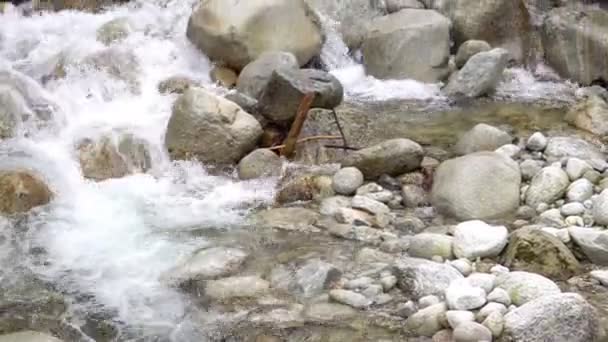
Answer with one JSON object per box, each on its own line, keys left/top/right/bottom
{"left": 525, "top": 166, "right": 570, "bottom": 207}
{"left": 431, "top": 152, "right": 521, "bottom": 220}
{"left": 466, "top": 273, "right": 496, "bottom": 294}
{"left": 495, "top": 144, "right": 521, "bottom": 159}
{"left": 167, "top": 247, "right": 247, "bottom": 282}
{"left": 446, "top": 279, "right": 487, "bottom": 310}
{"left": 402, "top": 184, "right": 428, "bottom": 208}
{"left": 419, "top": 295, "right": 441, "bottom": 309}
{"left": 77, "top": 136, "right": 129, "bottom": 181}
{"left": 527, "top": 132, "right": 547, "bottom": 151}
{"left": 258, "top": 68, "right": 343, "bottom": 124}
{"left": 393, "top": 257, "right": 464, "bottom": 299}
{"left": 482, "top": 311, "right": 504, "bottom": 338}
{"left": 319, "top": 196, "right": 351, "bottom": 217}
{"left": 593, "top": 189, "right": 608, "bottom": 225}
{"left": 96, "top": 17, "right": 130, "bottom": 45}
{"left": 0, "top": 170, "right": 52, "bottom": 215}
{"left": 453, "top": 322, "right": 492, "bottom": 342}
{"left": 80, "top": 48, "right": 140, "bottom": 93}
{"left": 165, "top": 88, "right": 262, "bottom": 164}
{"left": 450, "top": 259, "right": 472, "bottom": 276}
{"left": 544, "top": 137, "right": 603, "bottom": 162}
{"left": 503, "top": 293, "right": 600, "bottom": 342}
{"left": 329, "top": 289, "right": 372, "bottom": 309}
{"left": 567, "top": 179, "right": 594, "bottom": 202}
{"left": 296, "top": 259, "right": 342, "bottom": 298}
{"left": 404, "top": 302, "right": 448, "bottom": 337}
{"left": 0, "top": 331, "right": 63, "bottom": 342}
{"left": 35, "top": 0, "right": 127, "bottom": 11}
{"left": 538, "top": 208, "right": 565, "bottom": 227}
{"left": 236, "top": 51, "right": 299, "bottom": 100}
{"left": 395, "top": 300, "right": 418, "bottom": 318}
{"left": 542, "top": 5, "right": 608, "bottom": 86}
{"left": 478, "top": 302, "right": 507, "bottom": 321}
{"left": 344, "top": 277, "right": 374, "bottom": 290}
{"left": 432, "top": 330, "right": 454, "bottom": 342}
{"left": 237, "top": 149, "right": 282, "bottom": 180}
{"left": 567, "top": 89, "right": 608, "bottom": 136}
{"left": 520, "top": 159, "right": 543, "bottom": 181}
{"left": 583, "top": 169, "right": 601, "bottom": 183}
{"left": 335, "top": 207, "right": 373, "bottom": 227}
{"left": 204, "top": 276, "right": 269, "bottom": 300}
{"left": 158, "top": 76, "right": 198, "bottom": 94}
{"left": 503, "top": 227, "right": 580, "bottom": 280}
{"left": 453, "top": 220, "right": 508, "bottom": 259}
{"left": 332, "top": 167, "right": 364, "bottom": 195}
{"left": 566, "top": 158, "right": 593, "bottom": 181}
{"left": 276, "top": 175, "right": 333, "bottom": 204}
{"left": 454, "top": 123, "right": 511, "bottom": 155}
{"left": 454, "top": 40, "right": 492, "bottom": 69}
{"left": 224, "top": 92, "right": 258, "bottom": 115}
{"left": 255, "top": 208, "right": 319, "bottom": 232}
{"left": 569, "top": 227, "right": 608, "bottom": 265}
{"left": 186, "top": 0, "right": 322, "bottom": 70}
{"left": 487, "top": 288, "right": 511, "bottom": 306}
{"left": 541, "top": 227, "right": 571, "bottom": 243}
{"left": 380, "top": 275, "right": 397, "bottom": 291}
{"left": 210, "top": 66, "right": 237, "bottom": 88}
{"left": 385, "top": 0, "right": 424, "bottom": 12}
{"left": 342, "top": 139, "right": 424, "bottom": 180}
{"left": 446, "top": 310, "right": 475, "bottom": 329}
{"left": 590, "top": 270, "right": 608, "bottom": 286}
{"left": 351, "top": 195, "right": 390, "bottom": 215}
{"left": 304, "top": 302, "right": 357, "bottom": 322}
{"left": 361, "top": 9, "right": 450, "bottom": 82}
{"left": 561, "top": 202, "right": 585, "bottom": 216}
{"left": 408, "top": 233, "right": 453, "bottom": 260}
{"left": 445, "top": 48, "right": 510, "bottom": 99}
{"left": 495, "top": 271, "right": 561, "bottom": 306}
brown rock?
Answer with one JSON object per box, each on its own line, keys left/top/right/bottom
{"left": 0, "top": 171, "right": 52, "bottom": 214}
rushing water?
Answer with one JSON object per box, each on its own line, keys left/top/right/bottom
{"left": 0, "top": 0, "right": 587, "bottom": 340}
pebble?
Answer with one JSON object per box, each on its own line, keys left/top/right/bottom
{"left": 568, "top": 179, "right": 594, "bottom": 202}
{"left": 419, "top": 295, "right": 441, "bottom": 309}
{"left": 449, "top": 259, "right": 473, "bottom": 276}
{"left": 453, "top": 220, "right": 508, "bottom": 259}
{"left": 446, "top": 310, "right": 475, "bottom": 329}
{"left": 564, "top": 215, "right": 584, "bottom": 227}
{"left": 374, "top": 293, "right": 393, "bottom": 305}
{"left": 453, "top": 321, "right": 493, "bottom": 342}
{"left": 466, "top": 273, "right": 496, "bottom": 294}
{"left": 395, "top": 300, "right": 418, "bottom": 318}
{"left": 404, "top": 303, "right": 447, "bottom": 337}
{"left": 538, "top": 208, "right": 565, "bottom": 227}
{"left": 351, "top": 195, "right": 390, "bottom": 215}
{"left": 520, "top": 159, "right": 543, "bottom": 180}
{"left": 344, "top": 277, "right": 374, "bottom": 290}
{"left": 490, "top": 265, "right": 510, "bottom": 275}
{"left": 487, "top": 288, "right": 511, "bottom": 306}
{"left": 527, "top": 132, "right": 547, "bottom": 151}
{"left": 362, "top": 284, "right": 384, "bottom": 298}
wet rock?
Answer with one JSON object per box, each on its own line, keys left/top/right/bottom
{"left": 296, "top": 259, "right": 341, "bottom": 298}
{"left": 408, "top": 233, "right": 453, "bottom": 260}
{"left": 332, "top": 167, "right": 363, "bottom": 195}
{"left": 446, "top": 310, "right": 475, "bottom": 329}
{"left": 96, "top": 17, "right": 130, "bottom": 45}
{"left": 526, "top": 132, "right": 547, "bottom": 151}
{"left": 495, "top": 271, "right": 561, "bottom": 306}
{"left": 259, "top": 68, "right": 343, "bottom": 124}
{"left": 81, "top": 48, "right": 140, "bottom": 92}
{"left": 454, "top": 40, "right": 491, "bottom": 69}
{"left": 210, "top": 66, "right": 237, "bottom": 88}
{"left": 186, "top": 0, "right": 322, "bottom": 70}
{"left": 344, "top": 277, "right": 374, "bottom": 290}
{"left": 404, "top": 302, "right": 448, "bottom": 337}
{"left": 445, "top": 48, "right": 510, "bottom": 99}
{"left": 542, "top": 5, "right": 608, "bottom": 86}
{"left": 224, "top": 92, "right": 258, "bottom": 115}
{"left": 77, "top": 136, "right": 129, "bottom": 181}
{"left": 567, "top": 178, "right": 594, "bottom": 202}
{"left": 544, "top": 137, "right": 603, "bottom": 162}
{"left": 247, "top": 304, "right": 305, "bottom": 329}
{"left": 482, "top": 311, "right": 504, "bottom": 338}
{"left": 525, "top": 166, "right": 569, "bottom": 207}
{"left": 503, "top": 293, "right": 600, "bottom": 342}
{"left": 165, "top": 88, "right": 262, "bottom": 164}
{"left": 255, "top": 208, "right": 319, "bottom": 232}
{"left": 361, "top": 9, "right": 450, "bottom": 82}
{"left": 329, "top": 289, "right": 371, "bottom": 309}
{"left": 502, "top": 227, "right": 580, "bottom": 280}
{"left": 342, "top": 139, "right": 423, "bottom": 180}
{"left": 237, "top": 149, "right": 282, "bottom": 180}
{"left": 431, "top": 152, "right": 520, "bottom": 220}
{"left": 0, "top": 331, "right": 63, "bottom": 342}
{"left": 0, "top": 170, "right": 52, "bottom": 215}
{"left": 380, "top": 275, "right": 397, "bottom": 291}
{"left": 36, "top": 0, "right": 127, "bottom": 11}
{"left": 117, "top": 134, "right": 152, "bottom": 173}
{"left": 168, "top": 247, "right": 247, "bottom": 281}
{"left": 453, "top": 220, "right": 508, "bottom": 259}
{"left": 236, "top": 51, "right": 299, "bottom": 100}
{"left": 276, "top": 175, "right": 333, "bottom": 204}
{"left": 394, "top": 257, "right": 463, "bottom": 299}
{"left": 593, "top": 189, "right": 608, "bottom": 225}
{"left": 432, "top": 329, "right": 454, "bottom": 342}
{"left": 453, "top": 321, "right": 492, "bottom": 342}
{"left": 568, "top": 227, "right": 608, "bottom": 265}
{"left": 454, "top": 123, "right": 511, "bottom": 155}
{"left": 487, "top": 288, "right": 511, "bottom": 306}
{"left": 446, "top": 279, "right": 486, "bottom": 310}
{"left": 304, "top": 302, "right": 357, "bottom": 322}
{"left": 157, "top": 76, "right": 198, "bottom": 94}
{"left": 204, "top": 276, "right": 269, "bottom": 300}
{"left": 319, "top": 196, "right": 351, "bottom": 216}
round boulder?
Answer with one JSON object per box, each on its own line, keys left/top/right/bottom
{"left": 186, "top": 0, "right": 323, "bottom": 70}
{"left": 237, "top": 149, "right": 282, "bottom": 180}
{"left": 0, "top": 170, "right": 52, "bottom": 215}
{"left": 431, "top": 152, "right": 521, "bottom": 220}
{"left": 332, "top": 167, "right": 364, "bottom": 195}
{"left": 165, "top": 88, "right": 262, "bottom": 164}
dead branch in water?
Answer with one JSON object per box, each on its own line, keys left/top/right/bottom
{"left": 280, "top": 93, "right": 315, "bottom": 159}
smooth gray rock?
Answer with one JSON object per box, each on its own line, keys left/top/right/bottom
{"left": 96, "top": 17, "right": 130, "bottom": 45}
{"left": 236, "top": 51, "right": 299, "bottom": 100}
{"left": 466, "top": 273, "right": 496, "bottom": 294}
{"left": 482, "top": 311, "right": 505, "bottom": 338}
{"left": 205, "top": 276, "right": 269, "bottom": 300}
{"left": 255, "top": 207, "right": 320, "bottom": 231}
{"left": 445, "top": 279, "right": 487, "bottom": 310}
{"left": 495, "top": 271, "right": 561, "bottom": 306}
{"left": 419, "top": 295, "right": 441, "bottom": 309}
{"left": 168, "top": 247, "right": 247, "bottom": 281}
{"left": 567, "top": 178, "right": 594, "bottom": 202}
{"left": 453, "top": 321, "right": 492, "bottom": 342}
{"left": 526, "top": 132, "right": 547, "bottom": 151}
{"left": 593, "top": 189, "right": 608, "bottom": 225}
{"left": 408, "top": 233, "right": 453, "bottom": 260}
{"left": 503, "top": 293, "right": 600, "bottom": 342}
{"left": 561, "top": 202, "right": 585, "bottom": 216}
{"left": 544, "top": 137, "right": 603, "bottom": 162}
{"left": 404, "top": 302, "right": 448, "bottom": 337}
{"left": 237, "top": 149, "right": 282, "bottom": 179}
{"left": 590, "top": 270, "right": 608, "bottom": 286}
{"left": 569, "top": 227, "right": 608, "bottom": 265}
{"left": 525, "top": 166, "right": 570, "bottom": 207}
{"left": 351, "top": 195, "right": 390, "bottom": 215}
{"left": 431, "top": 152, "right": 521, "bottom": 220}
{"left": 452, "top": 220, "right": 508, "bottom": 259}
{"left": 296, "top": 259, "right": 342, "bottom": 298}
{"left": 566, "top": 158, "right": 593, "bottom": 181}
{"left": 0, "top": 331, "right": 63, "bottom": 342}
{"left": 385, "top": 0, "right": 424, "bottom": 12}
{"left": 446, "top": 310, "right": 475, "bottom": 329}
{"left": 454, "top": 123, "right": 512, "bottom": 155}
{"left": 478, "top": 302, "right": 507, "bottom": 321}
{"left": 393, "top": 257, "right": 464, "bottom": 299}
{"left": 487, "top": 288, "right": 511, "bottom": 306}
{"left": 319, "top": 196, "right": 351, "bottom": 216}
{"left": 304, "top": 302, "right": 357, "bottom": 322}
{"left": 445, "top": 48, "right": 510, "bottom": 98}
{"left": 455, "top": 40, "right": 492, "bottom": 69}
{"left": 520, "top": 159, "right": 543, "bottom": 181}
{"left": 342, "top": 138, "right": 424, "bottom": 179}
{"left": 332, "top": 167, "right": 364, "bottom": 195}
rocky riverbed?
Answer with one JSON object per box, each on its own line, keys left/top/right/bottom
{"left": 2, "top": 0, "right": 608, "bottom": 341}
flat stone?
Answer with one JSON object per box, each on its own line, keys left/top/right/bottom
{"left": 561, "top": 202, "right": 585, "bottom": 216}
{"left": 168, "top": 247, "right": 247, "bottom": 281}
{"left": 329, "top": 289, "right": 372, "bottom": 309}
{"left": 482, "top": 310, "right": 505, "bottom": 337}
{"left": 566, "top": 158, "right": 593, "bottom": 181}
{"left": 351, "top": 195, "right": 390, "bottom": 215}
{"left": 296, "top": 259, "right": 342, "bottom": 298}
{"left": 0, "top": 331, "right": 63, "bottom": 342}
{"left": 319, "top": 196, "right": 351, "bottom": 216}
{"left": 544, "top": 137, "right": 603, "bottom": 162}
{"left": 255, "top": 208, "right": 319, "bottom": 231}
{"left": 204, "top": 276, "right": 269, "bottom": 300}
{"left": 304, "top": 302, "right": 357, "bottom": 322}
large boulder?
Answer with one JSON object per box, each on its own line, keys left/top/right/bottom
{"left": 431, "top": 152, "right": 521, "bottom": 220}
{"left": 393, "top": 257, "right": 464, "bottom": 299}
{"left": 543, "top": 136, "right": 603, "bottom": 162}
{"left": 525, "top": 166, "right": 569, "bottom": 207}
{"left": 502, "top": 227, "right": 580, "bottom": 280}
{"left": 186, "top": 0, "right": 323, "bottom": 70}
{"left": 434, "top": 0, "right": 532, "bottom": 62}
{"left": 361, "top": 9, "right": 451, "bottom": 82}
{"left": 236, "top": 52, "right": 299, "bottom": 100}
{"left": 542, "top": 6, "right": 608, "bottom": 86}
{"left": 0, "top": 170, "right": 52, "bottom": 215}
{"left": 454, "top": 123, "right": 512, "bottom": 155}
{"left": 165, "top": 88, "right": 262, "bottom": 164}
{"left": 258, "top": 68, "right": 343, "bottom": 124}
{"left": 503, "top": 293, "right": 600, "bottom": 342}
{"left": 444, "top": 48, "right": 510, "bottom": 99}
{"left": 341, "top": 139, "right": 423, "bottom": 179}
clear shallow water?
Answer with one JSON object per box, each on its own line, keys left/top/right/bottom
{"left": 0, "top": 0, "right": 586, "bottom": 339}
